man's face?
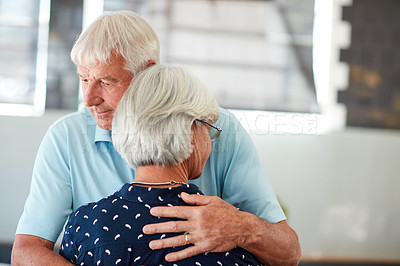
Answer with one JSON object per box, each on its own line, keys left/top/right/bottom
{"left": 78, "top": 54, "right": 133, "bottom": 130}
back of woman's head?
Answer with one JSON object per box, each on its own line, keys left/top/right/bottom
{"left": 112, "top": 65, "right": 219, "bottom": 168}
{"left": 71, "top": 10, "right": 160, "bottom": 75}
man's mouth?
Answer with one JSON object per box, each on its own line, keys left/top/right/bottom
{"left": 94, "top": 109, "right": 112, "bottom": 116}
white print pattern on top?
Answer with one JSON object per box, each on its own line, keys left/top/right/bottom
{"left": 60, "top": 183, "right": 262, "bottom": 266}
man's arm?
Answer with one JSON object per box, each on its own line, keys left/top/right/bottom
{"left": 143, "top": 192, "right": 301, "bottom": 265}
{"left": 11, "top": 234, "right": 73, "bottom": 266}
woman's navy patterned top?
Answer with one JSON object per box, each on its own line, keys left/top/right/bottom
{"left": 60, "top": 183, "right": 262, "bottom": 266}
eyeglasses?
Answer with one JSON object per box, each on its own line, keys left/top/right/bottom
{"left": 196, "top": 119, "right": 222, "bottom": 141}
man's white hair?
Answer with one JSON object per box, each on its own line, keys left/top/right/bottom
{"left": 112, "top": 64, "right": 219, "bottom": 168}
{"left": 71, "top": 10, "right": 160, "bottom": 75}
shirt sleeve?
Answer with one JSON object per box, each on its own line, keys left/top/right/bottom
{"left": 215, "top": 108, "right": 286, "bottom": 223}
{"left": 16, "top": 123, "right": 73, "bottom": 242}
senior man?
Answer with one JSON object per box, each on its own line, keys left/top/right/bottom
{"left": 12, "top": 10, "right": 300, "bottom": 265}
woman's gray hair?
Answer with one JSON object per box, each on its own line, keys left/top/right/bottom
{"left": 71, "top": 10, "right": 160, "bottom": 75}
{"left": 112, "top": 65, "right": 219, "bottom": 168}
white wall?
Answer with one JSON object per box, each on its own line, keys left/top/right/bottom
{"left": 251, "top": 129, "right": 400, "bottom": 261}
{"left": 1, "top": 111, "right": 400, "bottom": 261}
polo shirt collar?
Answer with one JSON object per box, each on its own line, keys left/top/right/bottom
{"left": 94, "top": 126, "right": 112, "bottom": 143}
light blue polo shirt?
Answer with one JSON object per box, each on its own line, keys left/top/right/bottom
{"left": 16, "top": 107, "right": 285, "bottom": 242}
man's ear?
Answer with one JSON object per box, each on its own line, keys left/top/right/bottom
{"left": 146, "top": 60, "right": 157, "bottom": 68}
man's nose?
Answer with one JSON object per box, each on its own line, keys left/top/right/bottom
{"left": 83, "top": 81, "right": 103, "bottom": 107}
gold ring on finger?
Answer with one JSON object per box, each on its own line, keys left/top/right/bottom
{"left": 184, "top": 232, "right": 190, "bottom": 245}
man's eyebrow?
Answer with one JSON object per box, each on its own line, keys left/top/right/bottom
{"left": 100, "top": 76, "right": 119, "bottom": 82}
{"left": 76, "top": 73, "right": 118, "bottom": 83}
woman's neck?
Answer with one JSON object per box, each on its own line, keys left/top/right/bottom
{"left": 133, "top": 163, "right": 189, "bottom": 188}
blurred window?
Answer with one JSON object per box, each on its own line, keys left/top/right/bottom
{"left": 0, "top": 0, "right": 82, "bottom": 115}
{"left": 0, "top": 0, "right": 47, "bottom": 115}
{"left": 105, "top": 0, "right": 318, "bottom": 113}
{"left": 45, "top": 0, "right": 82, "bottom": 110}
{"left": 0, "top": 0, "right": 316, "bottom": 115}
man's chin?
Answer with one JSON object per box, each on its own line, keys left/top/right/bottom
{"left": 96, "top": 122, "right": 112, "bottom": 130}
{"left": 89, "top": 110, "right": 113, "bottom": 130}
{"left": 94, "top": 115, "right": 113, "bottom": 130}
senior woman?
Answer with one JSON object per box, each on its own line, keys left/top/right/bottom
{"left": 59, "top": 64, "right": 262, "bottom": 265}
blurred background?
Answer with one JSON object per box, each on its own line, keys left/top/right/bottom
{"left": 1, "top": 0, "right": 399, "bottom": 265}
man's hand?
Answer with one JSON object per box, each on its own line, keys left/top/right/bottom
{"left": 143, "top": 192, "right": 249, "bottom": 262}
{"left": 143, "top": 192, "right": 301, "bottom": 265}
